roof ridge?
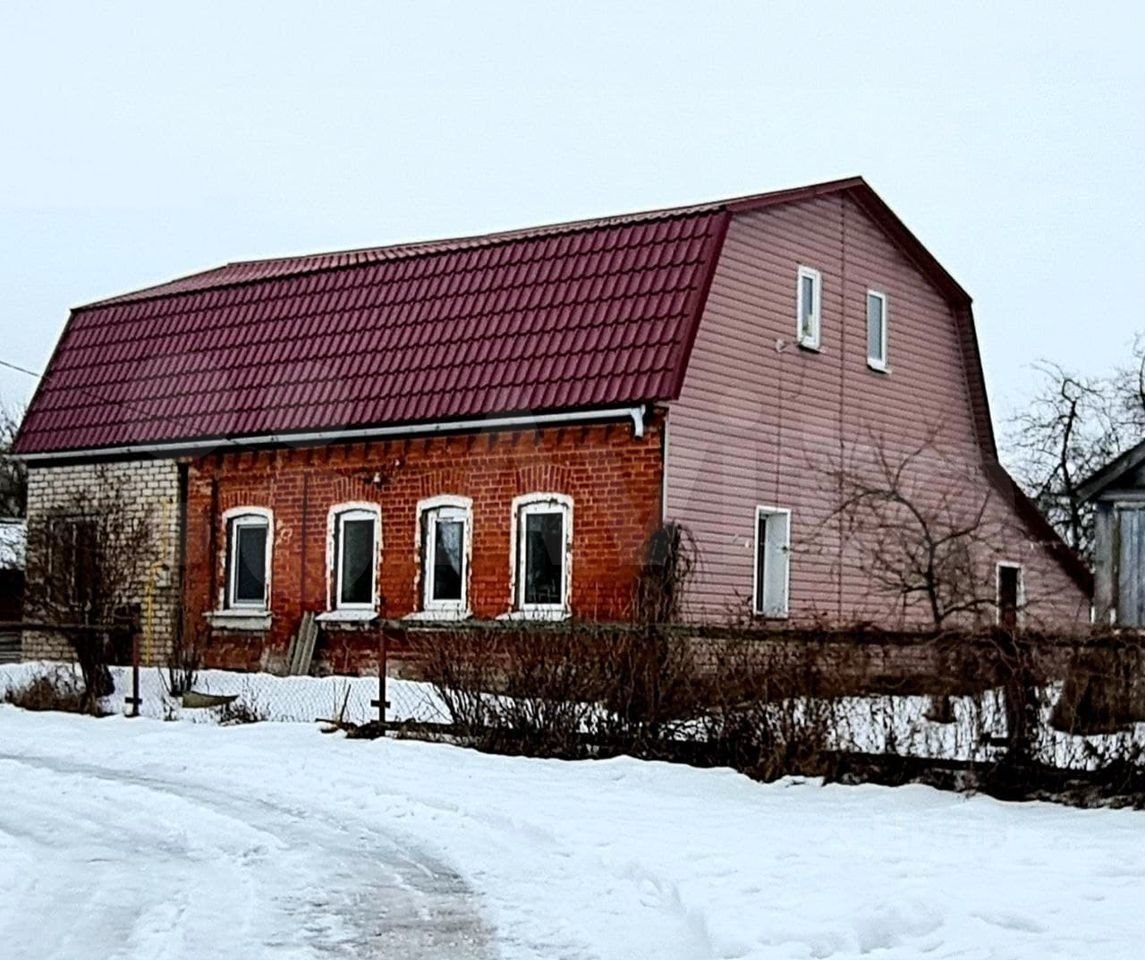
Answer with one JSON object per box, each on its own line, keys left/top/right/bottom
{"left": 80, "top": 176, "right": 867, "bottom": 310}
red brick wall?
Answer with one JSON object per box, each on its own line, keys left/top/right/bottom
{"left": 184, "top": 417, "right": 663, "bottom": 668}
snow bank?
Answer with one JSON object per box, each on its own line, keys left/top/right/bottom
{"left": 0, "top": 661, "right": 446, "bottom": 725}
{"left": 0, "top": 708, "right": 1142, "bottom": 959}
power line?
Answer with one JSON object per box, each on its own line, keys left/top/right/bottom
{"left": 0, "top": 355, "right": 241, "bottom": 450}
{"left": 0, "top": 358, "right": 43, "bottom": 380}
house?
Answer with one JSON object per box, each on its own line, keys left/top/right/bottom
{"left": 13, "top": 177, "right": 1091, "bottom": 670}
{"left": 1079, "top": 440, "right": 1145, "bottom": 626}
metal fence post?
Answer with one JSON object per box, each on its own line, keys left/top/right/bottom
{"left": 371, "top": 623, "right": 390, "bottom": 729}
{"left": 125, "top": 630, "right": 141, "bottom": 717}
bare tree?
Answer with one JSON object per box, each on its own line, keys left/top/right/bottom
{"left": 0, "top": 405, "right": 27, "bottom": 518}
{"left": 26, "top": 477, "right": 156, "bottom": 710}
{"left": 1006, "top": 337, "right": 1145, "bottom": 562}
{"left": 826, "top": 430, "right": 1000, "bottom": 628}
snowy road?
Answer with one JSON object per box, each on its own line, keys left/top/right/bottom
{"left": 2, "top": 707, "right": 1144, "bottom": 960}
{"left": 0, "top": 749, "right": 492, "bottom": 959}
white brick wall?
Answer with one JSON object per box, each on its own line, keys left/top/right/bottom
{"left": 22, "top": 460, "right": 181, "bottom": 663}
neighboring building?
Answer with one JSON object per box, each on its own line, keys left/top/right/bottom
{"left": 0, "top": 518, "right": 26, "bottom": 663}
{"left": 1079, "top": 440, "right": 1145, "bottom": 626}
{"left": 13, "top": 178, "right": 1090, "bottom": 669}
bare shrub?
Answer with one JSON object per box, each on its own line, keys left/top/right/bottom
{"left": 632, "top": 523, "right": 696, "bottom": 625}
{"left": 1051, "top": 637, "right": 1144, "bottom": 734}
{"left": 217, "top": 693, "right": 268, "bottom": 725}
{"left": 2, "top": 666, "right": 101, "bottom": 715}
{"left": 165, "top": 618, "right": 204, "bottom": 697}
{"left": 687, "top": 639, "right": 839, "bottom": 779}
{"left": 412, "top": 624, "right": 602, "bottom": 756}
{"left": 411, "top": 621, "right": 1144, "bottom": 804}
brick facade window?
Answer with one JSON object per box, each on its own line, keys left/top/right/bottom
{"left": 46, "top": 515, "right": 97, "bottom": 609}
{"left": 510, "top": 493, "right": 573, "bottom": 618}
{"left": 224, "top": 508, "right": 273, "bottom": 611}
{"left": 417, "top": 495, "right": 472, "bottom": 617}
{"left": 328, "top": 503, "right": 381, "bottom": 613}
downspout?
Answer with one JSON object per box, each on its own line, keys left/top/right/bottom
{"left": 836, "top": 197, "right": 848, "bottom": 621}
{"left": 207, "top": 475, "right": 219, "bottom": 609}
{"left": 174, "top": 462, "right": 189, "bottom": 654}
{"left": 300, "top": 472, "right": 310, "bottom": 612}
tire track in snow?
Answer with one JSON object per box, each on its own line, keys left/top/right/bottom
{"left": 0, "top": 751, "right": 495, "bottom": 960}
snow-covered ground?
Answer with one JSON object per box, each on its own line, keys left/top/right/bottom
{"left": 0, "top": 660, "right": 447, "bottom": 725}
{"left": 1, "top": 706, "right": 1142, "bottom": 960}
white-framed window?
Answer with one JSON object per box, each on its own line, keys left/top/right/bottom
{"left": 418, "top": 495, "right": 472, "bottom": 614}
{"left": 511, "top": 493, "right": 573, "bottom": 616}
{"left": 796, "top": 265, "right": 822, "bottom": 350}
{"left": 224, "top": 508, "right": 272, "bottom": 610}
{"left": 328, "top": 503, "right": 381, "bottom": 611}
{"left": 753, "top": 506, "right": 791, "bottom": 618}
{"left": 867, "top": 289, "right": 888, "bottom": 371}
{"left": 996, "top": 561, "right": 1024, "bottom": 629}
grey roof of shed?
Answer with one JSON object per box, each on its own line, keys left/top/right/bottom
{"left": 1078, "top": 438, "right": 1145, "bottom": 502}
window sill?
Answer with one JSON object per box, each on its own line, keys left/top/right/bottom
{"left": 403, "top": 609, "right": 473, "bottom": 623}
{"left": 867, "top": 361, "right": 890, "bottom": 374}
{"left": 206, "top": 610, "right": 272, "bottom": 631}
{"left": 316, "top": 610, "right": 378, "bottom": 624}
{"left": 796, "top": 340, "right": 821, "bottom": 353}
{"left": 497, "top": 609, "right": 571, "bottom": 622}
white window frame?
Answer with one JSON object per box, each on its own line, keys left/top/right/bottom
{"left": 510, "top": 493, "right": 573, "bottom": 618}
{"left": 417, "top": 495, "right": 473, "bottom": 616}
{"left": 866, "top": 289, "right": 888, "bottom": 371}
{"left": 795, "top": 265, "right": 822, "bottom": 351}
{"left": 222, "top": 507, "right": 273, "bottom": 611}
{"left": 753, "top": 505, "right": 791, "bottom": 618}
{"left": 327, "top": 503, "right": 381, "bottom": 612}
{"left": 995, "top": 561, "right": 1025, "bottom": 626}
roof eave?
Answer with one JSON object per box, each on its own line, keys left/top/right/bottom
{"left": 1078, "top": 438, "right": 1145, "bottom": 502}
{"left": 14, "top": 403, "right": 656, "bottom": 464}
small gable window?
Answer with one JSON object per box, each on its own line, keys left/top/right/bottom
{"left": 754, "top": 506, "right": 791, "bottom": 618}
{"left": 419, "top": 496, "right": 472, "bottom": 615}
{"left": 513, "top": 493, "right": 573, "bottom": 616}
{"left": 331, "top": 505, "right": 380, "bottom": 610}
{"left": 796, "top": 266, "right": 822, "bottom": 350}
{"left": 225, "top": 510, "right": 271, "bottom": 610}
{"left": 867, "top": 290, "right": 888, "bottom": 371}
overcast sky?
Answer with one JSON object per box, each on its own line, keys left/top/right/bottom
{"left": 1, "top": 1, "right": 1142, "bottom": 437}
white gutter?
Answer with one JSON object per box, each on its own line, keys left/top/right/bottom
{"left": 18, "top": 405, "right": 647, "bottom": 462}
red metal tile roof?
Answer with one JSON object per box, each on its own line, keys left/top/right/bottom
{"left": 17, "top": 177, "right": 904, "bottom": 457}
{"left": 16, "top": 205, "right": 733, "bottom": 455}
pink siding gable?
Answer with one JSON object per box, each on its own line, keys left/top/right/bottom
{"left": 665, "top": 194, "right": 1090, "bottom": 627}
